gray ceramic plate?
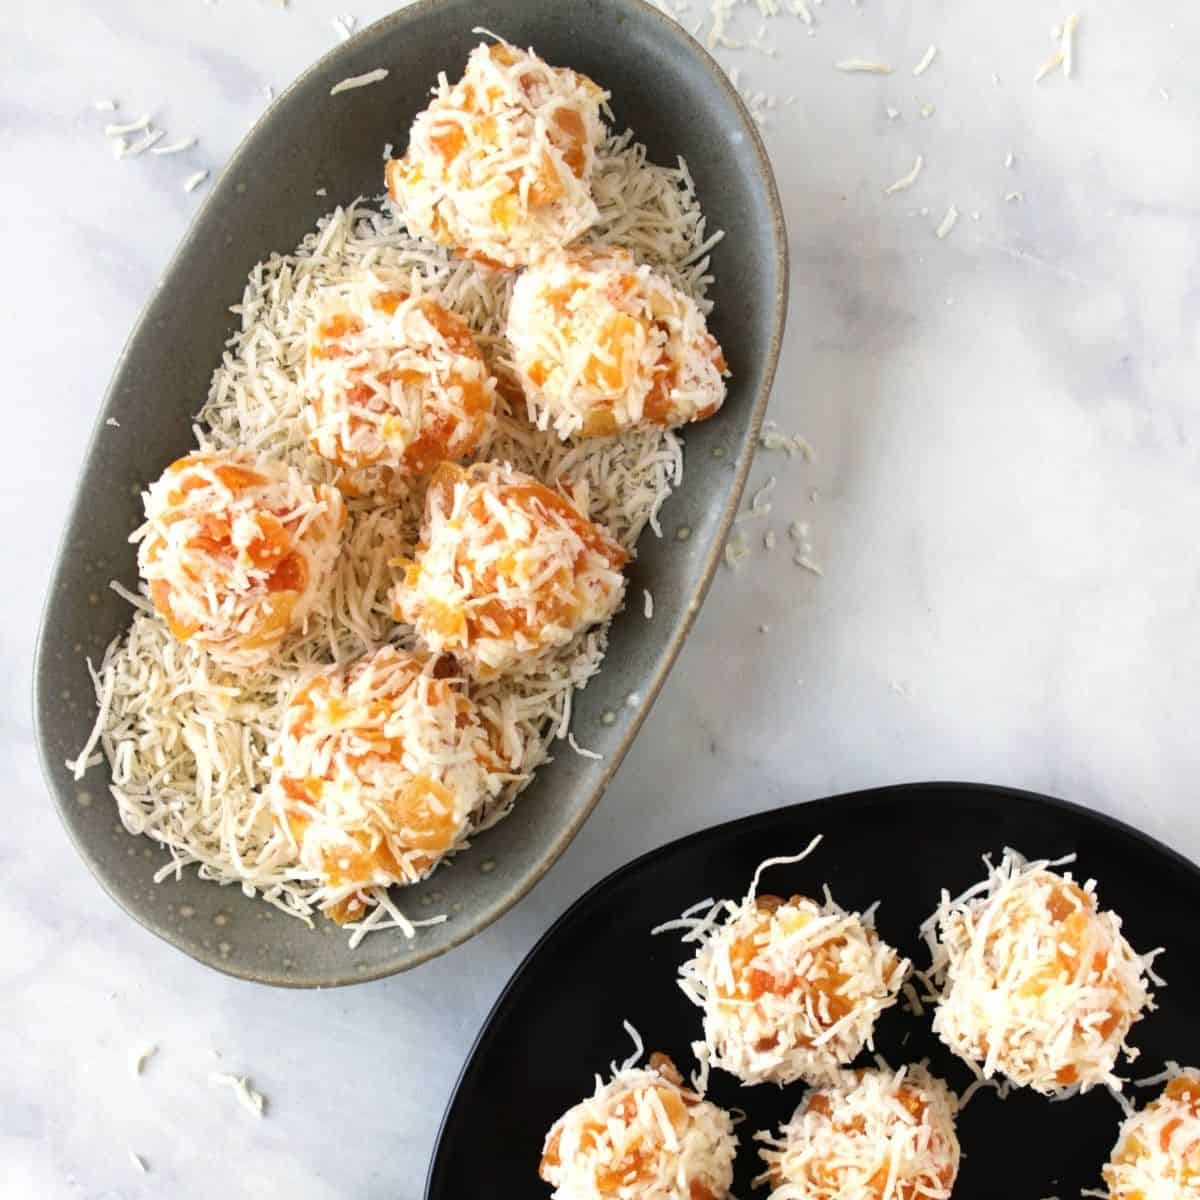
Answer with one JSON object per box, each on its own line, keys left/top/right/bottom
{"left": 33, "top": 0, "right": 786, "bottom": 987}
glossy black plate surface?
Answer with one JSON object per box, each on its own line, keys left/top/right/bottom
{"left": 427, "top": 783, "right": 1200, "bottom": 1199}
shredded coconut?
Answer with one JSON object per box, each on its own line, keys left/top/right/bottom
{"left": 759, "top": 422, "right": 814, "bottom": 460}
{"left": 656, "top": 839, "right": 909, "bottom": 1088}
{"left": 755, "top": 1062, "right": 960, "bottom": 1199}
{"left": 120, "top": 128, "right": 166, "bottom": 158}
{"left": 508, "top": 247, "right": 727, "bottom": 438}
{"left": 921, "top": 848, "right": 1161, "bottom": 1098}
{"left": 885, "top": 154, "right": 924, "bottom": 195}
{"left": 1104, "top": 1069, "right": 1200, "bottom": 1198}
{"left": 735, "top": 475, "right": 775, "bottom": 523}
{"left": 394, "top": 462, "right": 627, "bottom": 679}
{"left": 541, "top": 1043, "right": 737, "bottom": 1199}
{"left": 789, "top": 0, "right": 813, "bottom": 25}
{"left": 912, "top": 45, "right": 938, "bottom": 76}
{"left": 330, "top": 68, "right": 389, "bottom": 95}
{"left": 835, "top": 59, "right": 894, "bottom": 74}
{"left": 724, "top": 531, "right": 749, "bottom": 569}
{"left": 105, "top": 114, "right": 151, "bottom": 137}
{"left": 567, "top": 731, "right": 602, "bottom": 760}
{"left": 210, "top": 1072, "right": 266, "bottom": 1117}
{"left": 1136, "top": 1061, "right": 1187, "bottom": 1089}
{"left": 132, "top": 1044, "right": 158, "bottom": 1076}
{"left": 1036, "top": 50, "right": 1064, "bottom": 83}
{"left": 935, "top": 205, "right": 959, "bottom": 239}
{"left": 77, "top": 129, "right": 715, "bottom": 942}
{"left": 151, "top": 136, "right": 198, "bottom": 156}
{"left": 387, "top": 41, "right": 606, "bottom": 269}
{"left": 1062, "top": 13, "right": 1081, "bottom": 78}
{"left": 302, "top": 273, "right": 498, "bottom": 487}
{"left": 271, "top": 647, "right": 510, "bottom": 921}
{"left": 136, "top": 450, "right": 345, "bottom": 668}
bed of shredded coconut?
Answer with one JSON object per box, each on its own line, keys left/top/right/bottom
{"left": 72, "top": 128, "right": 720, "bottom": 942}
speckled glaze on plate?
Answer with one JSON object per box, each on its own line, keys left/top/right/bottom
{"left": 32, "top": 0, "right": 787, "bottom": 987}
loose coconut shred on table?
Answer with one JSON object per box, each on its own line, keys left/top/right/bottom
{"left": 74, "top": 128, "right": 720, "bottom": 945}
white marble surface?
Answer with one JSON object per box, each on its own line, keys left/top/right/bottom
{"left": 5, "top": 1, "right": 1199, "bottom": 1195}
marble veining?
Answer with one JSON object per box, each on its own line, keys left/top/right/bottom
{"left": 3, "top": 2, "right": 1198, "bottom": 1195}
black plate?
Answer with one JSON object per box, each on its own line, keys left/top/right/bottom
{"left": 426, "top": 783, "right": 1200, "bottom": 1199}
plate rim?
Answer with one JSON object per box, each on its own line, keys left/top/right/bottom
{"left": 31, "top": 0, "right": 789, "bottom": 987}
{"left": 423, "top": 780, "right": 1200, "bottom": 1197}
